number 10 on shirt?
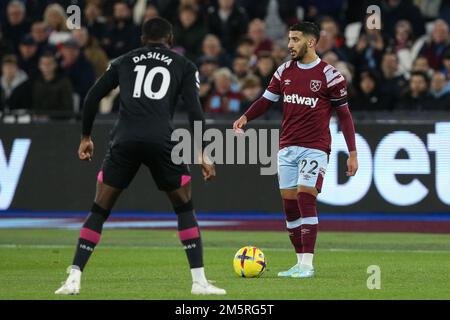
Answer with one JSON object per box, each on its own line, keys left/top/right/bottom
{"left": 133, "top": 65, "right": 171, "bottom": 100}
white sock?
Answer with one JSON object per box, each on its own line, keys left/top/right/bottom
{"left": 191, "top": 267, "right": 208, "bottom": 285}
{"left": 68, "top": 265, "right": 81, "bottom": 275}
{"left": 296, "top": 253, "right": 303, "bottom": 265}
{"left": 301, "top": 253, "right": 314, "bottom": 269}
{"left": 70, "top": 265, "right": 81, "bottom": 271}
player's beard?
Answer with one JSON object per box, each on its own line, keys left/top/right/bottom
{"left": 291, "top": 43, "right": 308, "bottom": 62}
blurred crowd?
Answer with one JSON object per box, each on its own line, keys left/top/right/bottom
{"left": 1, "top": 0, "right": 450, "bottom": 123}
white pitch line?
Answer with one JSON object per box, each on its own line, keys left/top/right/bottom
{"left": 0, "top": 244, "right": 449, "bottom": 254}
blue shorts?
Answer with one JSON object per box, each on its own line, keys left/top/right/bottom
{"left": 277, "top": 146, "right": 328, "bottom": 191}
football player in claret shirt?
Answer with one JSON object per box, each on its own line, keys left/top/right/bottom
{"left": 55, "top": 17, "right": 226, "bottom": 296}
{"left": 233, "top": 22, "right": 358, "bottom": 278}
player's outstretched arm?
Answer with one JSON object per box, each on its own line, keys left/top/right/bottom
{"left": 181, "top": 61, "right": 215, "bottom": 181}
{"left": 335, "top": 105, "right": 358, "bottom": 176}
{"left": 234, "top": 63, "right": 281, "bottom": 131}
{"left": 233, "top": 96, "right": 273, "bottom": 132}
{"left": 80, "top": 62, "right": 119, "bottom": 161}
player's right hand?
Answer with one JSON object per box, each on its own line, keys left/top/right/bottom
{"left": 233, "top": 115, "right": 247, "bottom": 133}
{"left": 78, "top": 136, "right": 94, "bottom": 161}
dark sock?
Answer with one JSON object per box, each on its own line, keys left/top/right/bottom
{"left": 282, "top": 199, "right": 303, "bottom": 253}
{"left": 174, "top": 200, "right": 203, "bottom": 268}
{"left": 297, "top": 192, "right": 319, "bottom": 254}
{"left": 72, "top": 203, "right": 110, "bottom": 271}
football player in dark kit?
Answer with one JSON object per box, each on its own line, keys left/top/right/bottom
{"left": 55, "top": 17, "right": 226, "bottom": 296}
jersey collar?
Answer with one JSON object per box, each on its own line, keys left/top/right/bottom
{"left": 296, "top": 57, "right": 321, "bottom": 69}
{"left": 146, "top": 42, "right": 169, "bottom": 49}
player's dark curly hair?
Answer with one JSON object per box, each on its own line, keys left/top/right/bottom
{"left": 142, "top": 17, "right": 173, "bottom": 44}
{"left": 289, "top": 22, "right": 321, "bottom": 43}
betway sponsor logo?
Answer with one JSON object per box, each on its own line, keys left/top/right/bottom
{"left": 283, "top": 94, "right": 319, "bottom": 108}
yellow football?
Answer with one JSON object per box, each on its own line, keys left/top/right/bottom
{"left": 233, "top": 246, "right": 266, "bottom": 278}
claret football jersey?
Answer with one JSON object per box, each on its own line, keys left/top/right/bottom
{"left": 263, "top": 57, "right": 348, "bottom": 154}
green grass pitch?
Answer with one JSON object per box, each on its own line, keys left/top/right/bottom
{"left": 0, "top": 229, "right": 449, "bottom": 300}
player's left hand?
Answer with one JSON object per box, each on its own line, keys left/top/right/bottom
{"left": 201, "top": 154, "right": 216, "bottom": 181}
{"left": 78, "top": 136, "right": 94, "bottom": 161}
{"left": 201, "top": 162, "right": 216, "bottom": 181}
{"left": 346, "top": 151, "right": 358, "bottom": 176}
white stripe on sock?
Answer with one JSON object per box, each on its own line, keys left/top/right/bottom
{"left": 286, "top": 217, "right": 302, "bottom": 229}
{"left": 301, "top": 217, "right": 319, "bottom": 225}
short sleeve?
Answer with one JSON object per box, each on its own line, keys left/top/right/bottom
{"left": 263, "top": 72, "right": 281, "bottom": 102}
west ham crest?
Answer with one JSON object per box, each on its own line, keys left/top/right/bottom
{"left": 310, "top": 80, "right": 322, "bottom": 92}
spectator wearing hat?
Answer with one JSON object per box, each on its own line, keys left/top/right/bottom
{"left": 32, "top": 53, "right": 74, "bottom": 119}
{"left": 396, "top": 70, "right": 433, "bottom": 111}
{"left": 60, "top": 38, "right": 96, "bottom": 111}
{"left": 102, "top": 1, "right": 141, "bottom": 58}
{"left": 0, "top": 54, "right": 31, "bottom": 113}
{"left": 204, "top": 67, "right": 243, "bottom": 114}
{"left": 17, "top": 35, "right": 40, "bottom": 78}
{"left": 2, "top": 1, "right": 31, "bottom": 53}
{"left": 173, "top": 4, "right": 208, "bottom": 63}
